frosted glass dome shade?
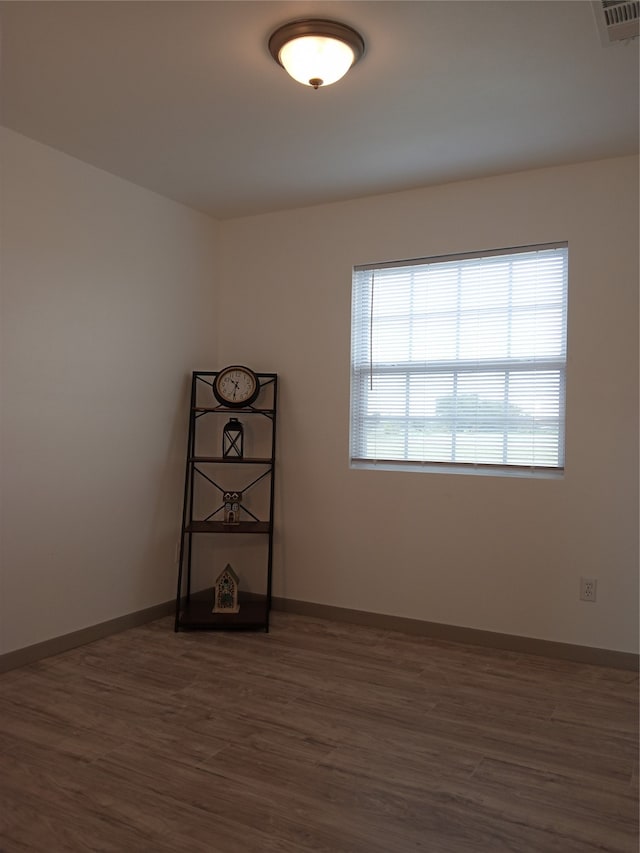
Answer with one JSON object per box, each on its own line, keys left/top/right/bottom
{"left": 279, "top": 35, "right": 355, "bottom": 88}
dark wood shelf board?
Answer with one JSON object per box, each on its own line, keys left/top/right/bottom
{"left": 186, "top": 520, "right": 270, "bottom": 534}
{"left": 193, "top": 407, "right": 275, "bottom": 415}
{"left": 177, "top": 596, "right": 268, "bottom": 631}
{"left": 189, "top": 457, "right": 272, "bottom": 464}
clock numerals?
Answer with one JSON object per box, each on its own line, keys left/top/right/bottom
{"left": 213, "top": 366, "right": 260, "bottom": 408}
{"left": 221, "top": 371, "right": 254, "bottom": 401}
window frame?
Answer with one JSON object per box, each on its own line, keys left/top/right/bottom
{"left": 350, "top": 242, "right": 568, "bottom": 477}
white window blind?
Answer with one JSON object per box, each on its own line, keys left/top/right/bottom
{"left": 350, "top": 243, "right": 568, "bottom": 473}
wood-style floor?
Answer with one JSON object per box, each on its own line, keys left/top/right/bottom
{"left": 0, "top": 612, "right": 637, "bottom": 852}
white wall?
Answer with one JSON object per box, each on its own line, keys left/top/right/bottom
{"left": 218, "top": 156, "right": 639, "bottom": 654}
{"left": 2, "top": 138, "right": 636, "bottom": 657}
{"left": 0, "top": 128, "right": 218, "bottom": 654}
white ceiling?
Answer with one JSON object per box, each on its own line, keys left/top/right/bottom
{"left": 1, "top": 1, "right": 638, "bottom": 219}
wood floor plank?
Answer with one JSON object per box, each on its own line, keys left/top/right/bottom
{"left": 0, "top": 611, "right": 637, "bottom": 852}
{"left": 472, "top": 757, "right": 638, "bottom": 837}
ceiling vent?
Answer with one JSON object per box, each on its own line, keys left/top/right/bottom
{"left": 592, "top": 1, "right": 639, "bottom": 44}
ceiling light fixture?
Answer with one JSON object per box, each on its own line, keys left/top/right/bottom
{"left": 268, "top": 19, "right": 365, "bottom": 89}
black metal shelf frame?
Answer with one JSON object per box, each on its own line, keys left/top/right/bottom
{"left": 174, "top": 371, "right": 278, "bottom": 632}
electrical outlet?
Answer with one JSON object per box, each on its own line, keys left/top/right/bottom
{"left": 580, "top": 577, "right": 597, "bottom": 602}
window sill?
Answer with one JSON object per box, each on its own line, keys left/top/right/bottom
{"left": 349, "top": 459, "right": 564, "bottom": 479}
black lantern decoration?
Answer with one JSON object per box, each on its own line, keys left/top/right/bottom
{"left": 222, "top": 417, "right": 244, "bottom": 458}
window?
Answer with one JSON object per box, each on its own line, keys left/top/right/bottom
{"left": 350, "top": 243, "right": 568, "bottom": 474}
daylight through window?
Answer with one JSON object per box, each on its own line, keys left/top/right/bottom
{"left": 350, "top": 243, "right": 568, "bottom": 473}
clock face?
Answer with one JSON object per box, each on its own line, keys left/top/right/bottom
{"left": 213, "top": 366, "right": 259, "bottom": 408}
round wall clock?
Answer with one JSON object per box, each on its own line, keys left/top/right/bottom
{"left": 213, "top": 365, "right": 260, "bottom": 408}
